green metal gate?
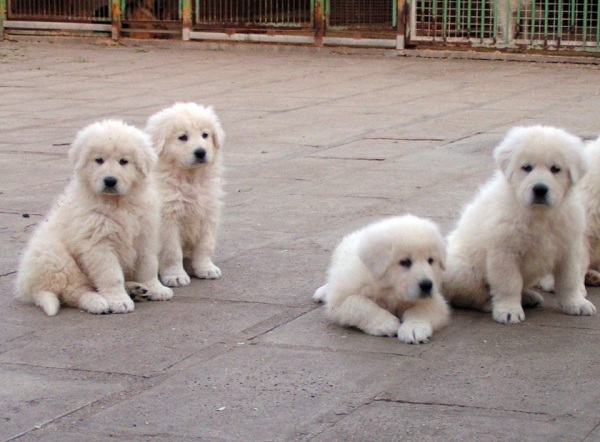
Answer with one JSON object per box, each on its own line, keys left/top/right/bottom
{"left": 410, "top": 0, "right": 600, "bottom": 51}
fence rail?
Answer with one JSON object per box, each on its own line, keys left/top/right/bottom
{"left": 1, "top": 0, "right": 599, "bottom": 53}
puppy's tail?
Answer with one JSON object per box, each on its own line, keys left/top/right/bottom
{"left": 30, "top": 291, "right": 61, "bottom": 316}
{"left": 312, "top": 285, "right": 327, "bottom": 303}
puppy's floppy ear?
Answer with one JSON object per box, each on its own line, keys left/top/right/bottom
{"left": 69, "top": 122, "right": 96, "bottom": 171}
{"left": 145, "top": 106, "right": 174, "bottom": 156}
{"left": 135, "top": 131, "right": 158, "bottom": 177}
{"left": 357, "top": 233, "right": 393, "bottom": 279}
{"left": 206, "top": 106, "right": 225, "bottom": 150}
{"left": 494, "top": 127, "right": 524, "bottom": 180}
{"left": 567, "top": 137, "right": 588, "bottom": 184}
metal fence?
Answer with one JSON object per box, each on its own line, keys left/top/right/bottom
{"left": 411, "top": 0, "right": 600, "bottom": 50}
{"left": 2, "top": 0, "right": 600, "bottom": 52}
{"left": 194, "top": 0, "right": 312, "bottom": 27}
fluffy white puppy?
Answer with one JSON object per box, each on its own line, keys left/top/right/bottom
{"left": 580, "top": 136, "right": 600, "bottom": 286}
{"left": 16, "top": 120, "right": 173, "bottom": 316}
{"left": 313, "top": 215, "right": 450, "bottom": 344}
{"left": 145, "top": 102, "right": 225, "bottom": 288}
{"left": 443, "top": 125, "right": 595, "bottom": 324}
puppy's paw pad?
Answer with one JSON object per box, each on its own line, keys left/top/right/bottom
{"left": 369, "top": 317, "right": 401, "bottom": 337}
{"left": 398, "top": 322, "right": 432, "bottom": 344}
{"left": 561, "top": 299, "right": 597, "bottom": 316}
{"left": 522, "top": 290, "right": 544, "bottom": 308}
{"left": 125, "top": 282, "right": 150, "bottom": 302}
{"left": 493, "top": 306, "right": 525, "bottom": 324}
{"left": 195, "top": 263, "right": 222, "bottom": 280}
{"left": 585, "top": 270, "right": 600, "bottom": 286}
{"left": 161, "top": 272, "right": 191, "bottom": 288}
{"left": 148, "top": 286, "right": 174, "bottom": 301}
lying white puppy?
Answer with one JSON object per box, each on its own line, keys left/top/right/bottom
{"left": 443, "top": 125, "right": 595, "bottom": 324}
{"left": 313, "top": 215, "right": 450, "bottom": 344}
{"left": 16, "top": 120, "right": 173, "bottom": 316}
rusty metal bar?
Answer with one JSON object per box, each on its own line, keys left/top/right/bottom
{"left": 396, "top": 0, "right": 406, "bottom": 49}
{"left": 315, "top": 0, "right": 325, "bottom": 46}
{"left": 112, "top": 0, "right": 121, "bottom": 40}
{"left": 0, "top": 0, "right": 5, "bottom": 41}
{"left": 182, "top": 0, "right": 192, "bottom": 40}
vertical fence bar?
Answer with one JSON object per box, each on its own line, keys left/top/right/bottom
{"left": 557, "top": 0, "right": 562, "bottom": 45}
{"left": 182, "top": 0, "right": 192, "bottom": 40}
{"left": 596, "top": 0, "right": 600, "bottom": 48}
{"left": 442, "top": 0, "right": 447, "bottom": 41}
{"left": 315, "top": 0, "right": 325, "bottom": 46}
{"left": 396, "top": 0, "right": 407, "bottom": 48}
{"left": 0, "top": 0, "right": 5, "bottom": 41}
{"left": 112, "top": 0, "right": 121, "bottom": 40}
{"left": 583, "top": 0, "right": 588, "bottom": 42}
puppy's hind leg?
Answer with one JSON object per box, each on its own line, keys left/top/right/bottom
{"left": 328, "top": 295, "right": 400, "bottom": 337}
{"left": 30, "top": 291, "right": 61, "bottom": 316}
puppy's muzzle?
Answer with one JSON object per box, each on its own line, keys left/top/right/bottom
{"left": 418, "top": 279, "right": 433, "bottom": 298}
{"left": 102, "top": 176, "right": 118, "bottom": 194}
{"left": 194, "top": 148, "right": 206, "bottom": 164}
{"left": 532, "top": 183, "right": 549, "bottom": 205}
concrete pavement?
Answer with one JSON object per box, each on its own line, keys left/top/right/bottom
{"left": 1, "top": 39, "right": 600, "bottom": 441}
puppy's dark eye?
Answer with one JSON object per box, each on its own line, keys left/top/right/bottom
{"left": 550, "top": 165, "right": 561, "bottom": 174}
{"left": 522, "top": 165, "right": 533, "bottom": 172}
{"left": 178, "top": 134, "right": 188, "bottom": 142}
{"left": 399, "top": 259, "right": 412, "bottom": 268}
{"left": 202, "top": 132, "right": 209, "bottom": 139}
{"left": 428, "top": 258, "right": 434, "bottom": 265}
{"left": 95, "top": 158, "right": 104, "bottom": 165}
{"left": 119, "top": 159, "right": 128, "bottom": 166}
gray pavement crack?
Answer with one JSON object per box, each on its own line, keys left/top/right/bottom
{"left": 373, "top": 397, "right": 571, "bottom": 418}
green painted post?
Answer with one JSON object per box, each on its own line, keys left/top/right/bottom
{"left": 182, "top": 0, "right": 192, "bottom": 40}
{"left": 0, "top": 0, "right": 6, "bottom": 41}
{"left": 442, "top": 0, "right": 447, "bottom": 41}
{"left": 112, "top": 0, "right": 121, "bottom": 40}
{"left": 544, "top": 0, "right": 549, "bottom": 39}
{"left": 583, "top": 0, "right": 588, "bottom": 42}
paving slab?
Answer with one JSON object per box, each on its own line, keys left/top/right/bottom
{"left": 1, "top": 39, "right": 600, "bottom": 441}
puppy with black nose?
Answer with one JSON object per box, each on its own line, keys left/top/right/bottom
{"left": 313, "top": 215, "right": 450, "bottom": 345}
{"left": 443, "top": 126, "right": 595, "bottom": 324}
{"left": 145, "top": 102, "right": 225, "bottom": 288}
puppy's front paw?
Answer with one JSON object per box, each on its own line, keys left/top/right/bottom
{"left": 161, "top": 268, "right": 191, "bottom": 287}
{"left": 125, "top": 281, "right": 150, "bottom": 302}
{"left": 493, "top": 305, "right": 525, "bottom": 324}
{"left": 194, "top": 262, "right": 222, "bottom": 280}
{"left": 398, "top": 321, "right": 432, "bottom": 344}
{"left": 147, "top": 284, "right": 174, "bottom": 301}
{"left": 561, "top": 298, "right": 597, "bottom": 316}
{"left": 367, "top": 316, "right": 401, "bottom": 337}
{"left": 103, "top": 293, "right": 135, "bottom": 314}
{"left": 79, "top": 292, "right": 110, "bottom": 314}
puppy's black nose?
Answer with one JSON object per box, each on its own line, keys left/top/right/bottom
{"left": 194, "top": 148, "right": 206, "bottom": 160}
{"left": 104, "top": 176, "right": 117, "bottom": 188}
{"left": 533, "top": 184, "right": 548, "bottom": 198}
{"left": 419, "top": 279, "right": 433, "bottom": 297}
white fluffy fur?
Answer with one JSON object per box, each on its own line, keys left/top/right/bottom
{"left": 580, "top": 136, "right": 600, "bottom": 286}
{"left": 145, "top": 102, "right": 225, "bottom": 288}
{"left": 313, "top": 215, "right": 450, "bottom": 344}
{"left": 443, "top": 125, "right": 595, "bottom": 324}
{"left": 16, "top": 120, "right": 173, "bottom": 316}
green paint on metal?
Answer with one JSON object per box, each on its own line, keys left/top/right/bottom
{"left": 557, "top": 0, "right": 563, "bottom": 39}
{"left": 544, "top": 0, "right": 549, "bottom": 38}
{"left": 583, "top": 0, "right": 589, "bottom": 42}
{"left": 392, "top": 0, "right": 397, "bottom": 28}
{"left": 442, "top": 0, "right": 447, "bottom": 40}
{"left": 0, "top": 0, "right": 5, "bottom": 40}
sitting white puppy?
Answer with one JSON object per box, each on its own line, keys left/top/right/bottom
{"left": 443, "top": 125, "right": 595, "bottom": 324}
{"left": 145, "top": 103, "right": 225, "bottom": 288}
{"left": 16, "top": 120, "right": 173, "bottom": 316}
{"left": 313, "top": 215, "right": 450, "bottom": 344}
{"left": 580, "top": 136, "right": 600, "bottom": 286}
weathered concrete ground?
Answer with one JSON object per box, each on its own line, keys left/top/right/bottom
{"left": 1, "top": 39, "right": 600, "bottom": 441}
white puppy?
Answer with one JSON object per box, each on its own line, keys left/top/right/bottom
{"left": 443, "top": 125, "right": 595, "bottom": 324}
{"left": 145, "top": 102, "right": 225, "bottom": 288}
{"left": 313, "top": 215, "right": 450, "bottom": 344}
{"left": 580, "top": 136, "right": 600, "bottom": 286}
{"left": 16, "top": 120, "right": 173, "bottom": 316}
